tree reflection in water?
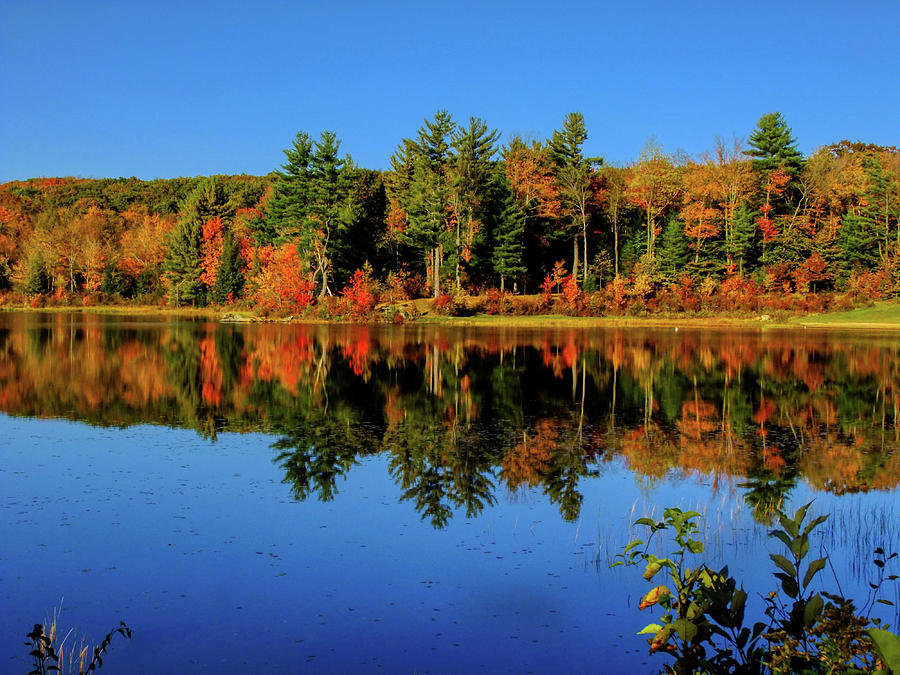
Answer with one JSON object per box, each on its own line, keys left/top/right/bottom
{"left": 2, "top": 313, "right": 899, "bottom": 527}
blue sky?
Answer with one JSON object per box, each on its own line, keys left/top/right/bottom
{"left": 1, "top": 1, "right": 897, "bottom": 182}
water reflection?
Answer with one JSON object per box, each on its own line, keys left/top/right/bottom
{"left": 1, "top": 312, "right": 899, "bottom": 526}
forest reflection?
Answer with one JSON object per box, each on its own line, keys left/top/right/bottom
{"left": 2, "top": 313, "right": 899, "bottom": 526}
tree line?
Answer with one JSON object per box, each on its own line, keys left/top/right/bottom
{"left": 0, "top": 111, "right": 897, "bottom": 314}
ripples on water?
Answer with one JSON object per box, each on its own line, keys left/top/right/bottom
{"left": 1, "top": 313, "right": 899, "bottom": 672}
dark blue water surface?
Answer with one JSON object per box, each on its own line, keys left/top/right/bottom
{"left": 1, "top": 313, "right": 899, "bottom": 673}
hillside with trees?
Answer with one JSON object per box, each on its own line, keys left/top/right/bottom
{"left": 1, "top": 111, "right": 897, "bottom": 319}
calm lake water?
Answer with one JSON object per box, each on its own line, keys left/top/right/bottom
{"left": 1, "top": 312, "right": 899, "bottom": 673}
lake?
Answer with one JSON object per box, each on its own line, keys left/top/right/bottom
{"left": 1, "top": 312, "right": 899, "bottom": 673}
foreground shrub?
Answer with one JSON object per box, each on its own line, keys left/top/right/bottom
{"left": 614, "top": 503, "right": 900, "bottom": 674}
{"left": 26, "top": 609, "right": 132, "bottom": 675}
{"left": 340, "top": 267, "right": 378, "bottom": 319}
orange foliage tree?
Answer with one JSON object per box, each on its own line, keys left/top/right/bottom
{"left": 199, "top": 216, "right": 225, "bottom": 288}
{"left": 627, "top": 140, "right": 682, "bottom": 258}
{"left": 250, "top": 242, "right": 315, "bottom": 313}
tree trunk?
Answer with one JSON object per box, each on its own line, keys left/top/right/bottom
{"left": 582, "top": 217, "right": 588, "bottom": 287}
{"left": 572, "top": 238, "right": 579, "bottom": 284}
{"left": 432, "top": 245, "right": 441, "bottom": 298}
{"left": 614, "top": 216, "right": 620, "bottom": 279}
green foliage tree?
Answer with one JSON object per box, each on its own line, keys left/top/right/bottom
{"left": 164, "top": 178, "right": 235, "bottom": 306}
{"left": 746, "top": 112, "right": 805, "bottom": 178}
{"left": 657, "top": 214, "right": 691, "bottom": 282}
{"left": 859, "top": 154, "right": 900, "bottom": 256}
{"left": 262, "top": 131, "right": 313, "bottom": 246}
{"left": 263, "top": 130, "right": 361, "bottom": 297}
{"left": 22, "top": 251, "right": 51, "bottom": 296}
{"left": 492, "top": 176, "right": 526, "bottom": 292}
{"left": 212, "top": 230, "right": 244, "bottom": 303}
{"left": 388, "top": 110, "right": 457, "bottom": 298}
{"left": 448, "top": 116, "right": 501, "bottom": 288}
{"left": 549, "top": 112, "right": 602, "bottom": 285}
{"left": 729, "top": 204, "right": 757, "bottom": 276}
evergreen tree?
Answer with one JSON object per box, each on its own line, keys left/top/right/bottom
{"left": 656, "top": 213, "right": 691, "bottom": 282}
{"left": 729, "top": 204, "right": 757, "bottom": 276}
{"left": 212, "top": 230, "right": 245, "bottom": 303}
{"left": 837, "top": 212, "right": 880, "bottom": 272}
{"left": 859, "top": 154, "right": 900, "bottom": 255}
{"left": 22, "top": 251, "right": 50, "bottom": 296}
{"left": 389, "top": 110, "right": 457, "bottom": 298}
{"left": 303, "top": 131, "right": 360, "bottom": 296}
{"left": 549, "top": 112, "right": 601, "bottom": 285}
{"left": 262, "top": 131, "right": 313, "bottom": 245}
{"left": 492, "top": 178, "right": 526, "bottom": 292}
{"left": 263, "top": 130, "right": 361, "bottom": 296}
{"left": 164, "top": 178, "right": 235, "bottom": 306}
{"left": 449, "top": 116, "right": 500, "bottom": 288}
{"left": 746, "top": 112, "right": 805, "bottom": 178}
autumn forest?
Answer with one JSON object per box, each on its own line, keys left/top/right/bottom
{"left": 1, "top": 111, "right": 898, "bottom": 318}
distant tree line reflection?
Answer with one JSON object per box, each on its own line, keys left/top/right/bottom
{"left": 1, "top": 313, "right": 899, "bottom": 526}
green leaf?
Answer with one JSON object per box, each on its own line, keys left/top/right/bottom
{"left": 790, "top": 533, "right": 809, "bottom": 559}
{"left": 638, "top": 623, "right": 663, "bottom": 635}
{"left": 686, "top": 539, "right": 704, "bottom": 554}
{"left": 804, "top": 594, "right": 824, "bottom": 628}
{"left": 803, "top": 558, "right": 827, "bottom": 589}
{"left": 643, "top": 561, "right": 662, "bottom": 581}
{"left": 624, "top": 540, "right": 643, "bottom": 554}
{"left": 802, "top": 514, "right": 828, "bottom": 537}
{"left": 770, "top": 554, "right": 797, "bottom": 578}
{"left": 770, "top": 529, "right": 792, "bottom": 550}
{"left": 731, "top": 589, "right": 748, "bottom": 623}
{"left": 877, "top": 599, "right": 895, "bottom": 606}
{"left": 774, "top": 572, "right": 799, "bottom": 598}
{"left": 634, "top": 517, "right": 656, "bottom": 527}
{"left": 794, "top": 501, "right": 813, "bottom": 526}
{"left": 686, "top": 601, "right": 702, "bottom": 620}
{"left": 670, "top": 618, "right": 698, "bottom": 642}
{"left": 867, "top": 628, "right": 900, "bottom": 672}
{"left": 778, "top": 513, "right": 799, "bottom": 538}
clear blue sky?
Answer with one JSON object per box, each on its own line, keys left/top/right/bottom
{"left": 1, "top": 1, "right": 897, "bottom": 182}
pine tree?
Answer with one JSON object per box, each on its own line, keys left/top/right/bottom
{"left": 303, "top": 131, "right": 359, "bottom": 297}
{"left": 746, "top": 112, "right": 805, "bottom": 178}
{"left": 263, "top": 130, "right": 361, "bottom": 297}
{"left": 656, "top": 213, "right": 691, "bottom": 282}
{"left": 22, "top": 251, "right": 50, "bottom": 296}
{"left": 859, "top": 154, "right": 900, "bottom": 255}
{"left": 212, "top": 230, "right": 245, "bottom": 303}
{"left": 549, "top": 112, "right": 601, "bottom": 285}
{"left": 389, "top": 110, "right": 456, "bottom": 298}
{"left": 492, "top": 179, "right": 526, "bottom": 292}
{"left": 262, "top": 131, "right": 313, "bottom": 245}
{"left": 164, "top": 178, "right": 235, "bottom": 306}
{"left": 449, "top": 116, "right": 500, "bottom": 288}
{"left": 730, "top": 204, "right": 757, "bottom": 276}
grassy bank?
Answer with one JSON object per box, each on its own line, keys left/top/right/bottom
{"left": 787, "top": 301, "right": 900, "bottom": 328}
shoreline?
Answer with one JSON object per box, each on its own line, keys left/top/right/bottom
{"left": 4, "top": 302, "right": 900, "bottom": 331}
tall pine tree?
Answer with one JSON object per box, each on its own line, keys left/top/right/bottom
{"left": 549, "top": 112, "right": 601, "bottom": 286}
{"left": 492, "top": 174, "right": 526, "bottom": 292}
{"left": 388, "top": 111, "right": 456, "bottom": 298}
